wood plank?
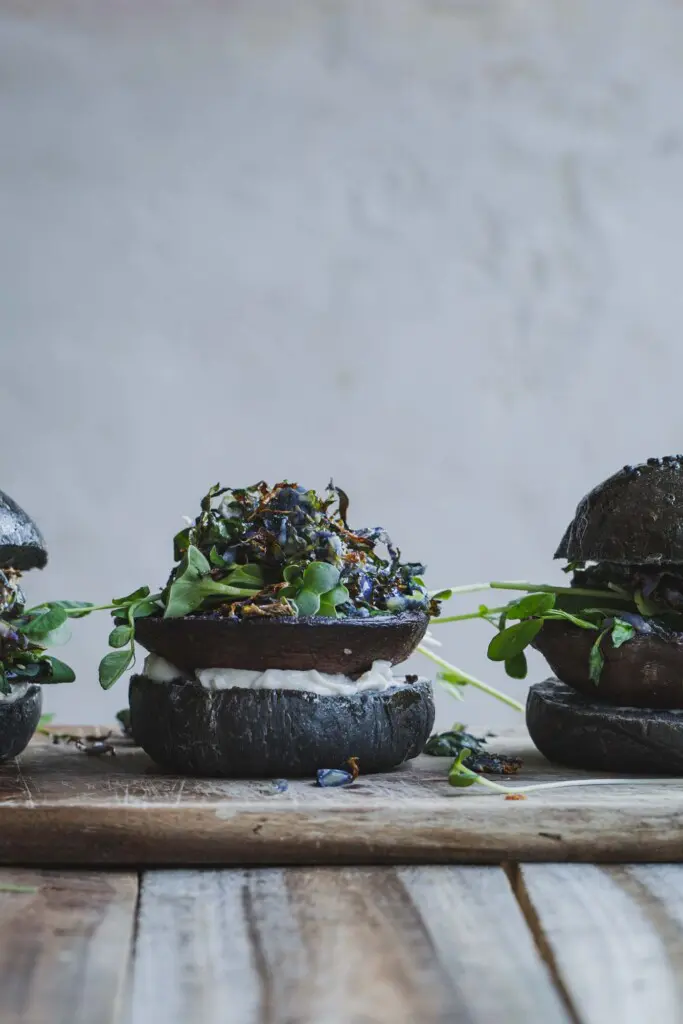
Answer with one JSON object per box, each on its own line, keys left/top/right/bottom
{"left": 516, "top": 864, "right": 683, "bottom": 1024}
{"left": 0, "top": 732, "right": 683, "bottom": 864}
{"left": 129, "top": 866, "right": 570, "bottom": 1024}
{"left": 0, "top": 869, "right": 137, "bottom": 1024}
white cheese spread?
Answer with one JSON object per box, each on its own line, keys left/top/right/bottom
{"left": 142, "top": 655, "right": 400, "bottom": 695}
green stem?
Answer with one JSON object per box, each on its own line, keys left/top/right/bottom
{"left": 417, "top": 645, "right": 525, "bottom": 712}
{"left": 430, "top": 606, "right": 508, "bottom": 625}
{"left": 488, "top": 581, "right": 622, "bottom": 600}
{"left": 454, "top": 768, "right": 662, "bottom": 796}
{"left": 429, "top": 583, "right": 491, "bottom": 597}
{"left": 430, "top": 581, "right": 623, "bottom": 601}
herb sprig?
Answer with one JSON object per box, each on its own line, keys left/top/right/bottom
{"left": 426, "top": 578, "right": 658, "bottom": 688}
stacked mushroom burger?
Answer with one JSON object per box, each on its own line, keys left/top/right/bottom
{"left": 98, "top": 482, "right": 439, "bottom": 777}
{"left": 527, "top": 456, "right": 683, "bottom": 772}
{"left": 0, "top": 490, "right": 79, "bottom": 758}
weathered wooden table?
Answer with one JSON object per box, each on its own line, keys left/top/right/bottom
{"left": 1, "top": 729, "right": 683, "bottom": 1023}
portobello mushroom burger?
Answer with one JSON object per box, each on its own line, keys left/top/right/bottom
{"left": 431, "top": 456, "right": 683, "bottom": 773}
{"left": 97, "top": 481, "right": 439, "bottom": 777}
{"left": 0, "top": 489, "right": 82, "bottom": 759}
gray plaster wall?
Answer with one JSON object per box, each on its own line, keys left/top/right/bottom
{"left": 1, "top": 0, "right": 682, "bottom": 727}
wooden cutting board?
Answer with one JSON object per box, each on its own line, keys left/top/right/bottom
{"left": 0, "top": 728, "right": 681, "bottom": 865}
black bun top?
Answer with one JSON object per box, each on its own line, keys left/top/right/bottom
{"left": 555, "top": 455, "right": 683, "bottom": 564}
{"left": 0, "top": 490, "right": 47, "bottom": 571}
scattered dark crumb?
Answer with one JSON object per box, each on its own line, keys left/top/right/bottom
{"left": 50, "top": 731, "right": 113, "bottom": 747}
{"left": 538, "top": 831, "right": 563, "bottom": 841}
{"left": 268, "top": 779, "right": 289, "bottom": 794}
{"left": 468, "top": 752, "right": 523, "bottom": 776}
{"left": 74, "top": 740, "right": 116, "bottom": 757}
{"left": 405, "top": 674, "right": 418, "bottom": 684}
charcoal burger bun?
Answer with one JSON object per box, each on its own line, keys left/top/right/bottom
{"left": 555, "top": 456, "right": 683, "bottom": 565}
{"left": 129, "top": 674, "right": 435, "bottom": 778}
{"left": 0, "top": 490, "right": 47, "bottom": 571}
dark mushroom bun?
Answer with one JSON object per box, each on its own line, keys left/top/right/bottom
{"left": 526, "top": 680, "right": 683, "bottom": 774}
{"left": 0, "top": 492, "right": 51, "bottom": 760}
{"left": 534, "top": 619, "right": 683, "bottom": 709}
{"left": 134, "top": 610, "right": 428, "bottom": 676}
{"left": 129, "top": 673, "right": 434, "bottom": 778}
{"left": 0, "top": 685, "right": 42, "bottom": 762}
{"left": 0, "top": 490, "right": 47, "bottom": 572}
{"left": 555, "top": 455, "right": 683, "bottom": 565}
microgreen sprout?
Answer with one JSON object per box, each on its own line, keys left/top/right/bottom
{"left": 449, "top": 748, "right": 663, "bottom": 796}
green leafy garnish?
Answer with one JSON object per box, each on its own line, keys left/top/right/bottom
{"left": 487, "top": 619, "right": 543, "bottom": 663}
{"left": 108, "top": 625, "right": 133, "bottom": 649}
{"left": 504, "top": 592, "right": 556, "bottom": 620}
{"left": 423, "top": 573, "right": 658, "bottom": 702}
{"left": 99, "top": 649, "right": 135, "bottom": 690}
{"left": 611, "top": 618, "right": 636, "bottom": 648}
{"left": 164, "top": 546, "right": 260, "bottom": 619}
{"left": 448, "top": 749, "right": 478, "bottom": 788}
{"left": 589, "top": 629, "right": 608, "bottom": 684}
{"left": 0, "top": 576, "right": 87, "bottom": 694}
{"left": 504, "top": 651, "right": 528, "bottom": 679}
{"left": 91, "top": 481, "right": 437, "bottom": 688}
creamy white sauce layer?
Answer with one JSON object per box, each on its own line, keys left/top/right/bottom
{"left": 142, "top": 655, "right": 402, "bottom": 695}
{"left": 0, "top": 683, "right": 30, "bottom": 703}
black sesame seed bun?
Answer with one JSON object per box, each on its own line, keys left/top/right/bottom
{"left": 129, "top": 675, "right": 435, "bottom": 778}
{"left": 0, "top": 490, "right": 47, "bottom": 571}
{"left": 555, "top": 456, "right": 683, "bottom": 564}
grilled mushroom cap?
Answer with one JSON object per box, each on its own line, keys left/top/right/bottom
{"left": 0, "top": 490, "right": 47, "bottom": 571}
{"left": 134, "top": 610, "right": 429, "bottom": 677}
{"left": 555, "top": 456, "right": 683, "bottom": 564}
{"left": 533, "top": 619, "right": 683, "bottom": 708}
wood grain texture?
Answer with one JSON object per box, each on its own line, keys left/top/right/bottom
{"left": 0, "top": 869, "right": 137, "bottom": 1024}
{"left": 1, "top": 732, "right": 683, "bottom": 864}
{"left": 129, "top": 866, "right": 569, "bottom": 1024}
{"left": 517, "top": 864, "right": 683, "bottom": 1024}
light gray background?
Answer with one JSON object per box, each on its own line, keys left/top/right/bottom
{"left": 2, "top": 0, "right": 682, "bottom": 727}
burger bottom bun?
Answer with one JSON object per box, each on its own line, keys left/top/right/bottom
{"left": 0, "top": 685, "right": 42, "bottom": 762}
{"left": 129, "top": 675, "right": 435, "bottom": 778}
{"left": 527, "top": 679, "right": 683, "bottom": 774}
